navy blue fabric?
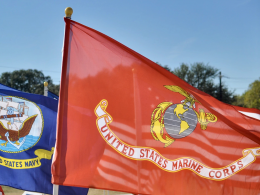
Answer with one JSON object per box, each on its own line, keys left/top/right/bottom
{"left": 48, "top": 91, "right": 59, "bottom": 100}
{"left": 0, "top": 83, "right": 18, "bottom": 91}
{"left": 0, "top": 89, "right": 88, "bottom": 195}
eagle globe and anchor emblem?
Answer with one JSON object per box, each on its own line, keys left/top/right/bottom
{"left": 151, "top": 86, "right": 218, "bottom": 147}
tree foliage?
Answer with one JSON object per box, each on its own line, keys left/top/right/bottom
{"left": 0, "top": 69, "right": 60, "bottom": 95}
{"left": 159, "top": 62, "right": 235, "bottom": 104}
{"left": 173, "top": 63, "right": 219, "bottom": 95}
{"left": 234, "top": 80, "right": 260, "bottom": 109}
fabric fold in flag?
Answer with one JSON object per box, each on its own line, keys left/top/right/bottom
{"left": 48, "top": 91, "right": 59, "bottom": 100}
{"left": 0, "top": 87, "right": 88, "bottom": 195}
{"left": 233, "top": 105, "right": 260, "bottom": 120}
{"left": 0, "top": 83, "right": 18, "bottom": 92}
{"left": 52, "top": 18, "right": 260, "bottom": 195}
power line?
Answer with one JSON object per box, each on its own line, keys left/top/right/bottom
{"left": 228, "top": 77, "right": 254, "bottom": 80}
{"left": 230, "top": 88, "right": 248, "bottom": 89}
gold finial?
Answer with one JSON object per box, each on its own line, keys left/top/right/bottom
{"left": 44, "top": 82, "right": 48, "bottom": 87}
{"left": 65, "top": 7, "right": 73, "bottom": 19}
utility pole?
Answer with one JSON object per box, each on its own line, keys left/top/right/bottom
{"left": 218, "top": 72, "right": 229, "bottom": 102}
{"left": 219, "top": 72, "right": 222, "bottom": 101}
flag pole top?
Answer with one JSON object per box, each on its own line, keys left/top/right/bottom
{"left": 65, "top": 7, "right": 73, "bottom": 19}
{"left": 44, "top": 82, "right": 48, "bottom": 87}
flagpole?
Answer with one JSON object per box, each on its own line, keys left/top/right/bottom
{"left": 44, "top": 82, "right": 48, "bottom": 97}
{"left": 45, "top": 80, "right": 57, "bottom": 195}
{"left": 52, "top": 7, "right": 73, "bottom": 195}
{"left": 53, "top": 184, "right": 59, "bottom": 195}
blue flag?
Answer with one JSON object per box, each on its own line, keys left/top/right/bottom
{"left": 0, "top": 88, "right": 88, "bottom": 195}
{"left": 0, "top": 83, "right": 18, "bottom": 92}
{"left": 48, "top": 91, "right": 59, "bottom": 100}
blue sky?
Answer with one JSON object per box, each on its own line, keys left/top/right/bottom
{"left": 1, "top": 0, "right": 259, "bottom": 95}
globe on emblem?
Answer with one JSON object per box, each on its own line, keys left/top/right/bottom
{"left": 163, "top": 104, "right": 197, "bottom": 139}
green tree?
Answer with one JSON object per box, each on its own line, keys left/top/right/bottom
{"left": 232, "top": 94, "right": 245, "bottom": 107}
{"left": 173, "top": 63, "right": 219, "bottom": 95}
{"left": 159, "top": 62, "right": 235, "bottom": 104}
{"left": 0, "top": 69, "right": 60, "bottom": 95}
{"left": 234, "top": 80, "right": 260, "bottom": 109}
{"left": 48, "top": 84, "right": 60, "bottom": 96}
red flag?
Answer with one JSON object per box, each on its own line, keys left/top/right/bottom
{"left": 0, "top": 186, "right": 5, "bottom": 195}
{"left": 233, "top": 105, "right": 260, "bottom": 121}
{"left": 52, "top": 18, "right": 260, "bottom": 195}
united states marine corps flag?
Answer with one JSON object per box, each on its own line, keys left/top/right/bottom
{"left": 52, "top": 17, "right": 260, "bottom": 195}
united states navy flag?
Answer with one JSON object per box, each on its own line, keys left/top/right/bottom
{"left": 0, "top": 87, "right": 88, "bottom": 195}
{"left": 48, "top": 91, "right": 59, "bottom": 100}
{"left": 0, "top": 83, "right": 18, "bottom": 92}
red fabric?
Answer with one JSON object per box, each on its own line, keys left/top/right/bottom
{"left": 233, "top": 106, "right": 260, "bottom": 115}
{"left": 0, "top": 186, "right": 5, "bottom": 195}
{"left": 233, "top": 105, "right": 260, "bottom": 120}
{"left": 52, "top": 18, "right": 260, "bottom": 195}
